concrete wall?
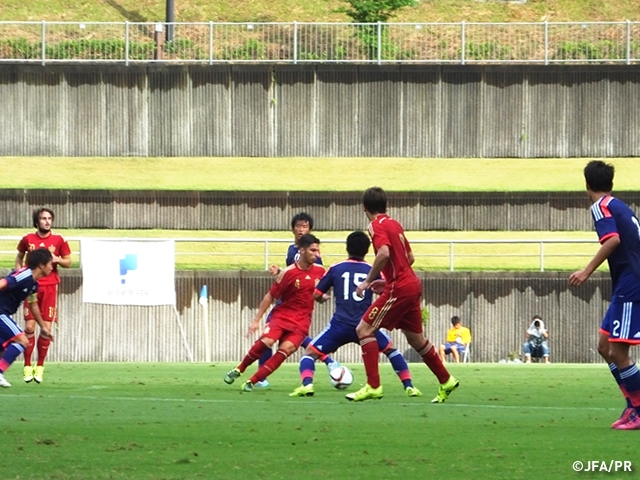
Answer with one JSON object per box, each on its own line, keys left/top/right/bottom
{"left": 6, "top": 269, "right": 609, "bottom": 364}
{"left": 1, "top": 64, "right": 639, "bottom": 157}
{"left": 2, "top": 189, "right": 640, "bottom": 231}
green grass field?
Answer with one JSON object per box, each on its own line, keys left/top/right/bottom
{"left": 2, "top": 157, "right": 640, "bottom": 191}
{"left": 2, "top": 363, "right": 634, "bottom": 480}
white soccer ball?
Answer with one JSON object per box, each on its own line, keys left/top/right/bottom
{"left": 329, "top": 366, "right": 354, "bottom": 390}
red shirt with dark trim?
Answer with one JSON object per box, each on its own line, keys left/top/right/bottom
{"left": 17, "top": 232, "right": 71, "bottom": 286}
{"left": 368, "top": 214, "right": 422, "bottom": 296}
{"left": 268, "top": 262, "right": 325, "bottom": 331}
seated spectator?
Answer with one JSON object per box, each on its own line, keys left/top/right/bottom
{"left": 523, "top": 315, "right": 550, "bottom": 363}
{"left": 438, "top": 316, "right": 472, "bottom": 363}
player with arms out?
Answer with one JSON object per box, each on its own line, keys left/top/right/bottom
{"left": 15, "top": 207, "right": 71, "bottom": 384}
{"left": 224, "top": 234, "right": 325, "bottom": 392}
{"left": 569, "top": 160, "right": 640, "bottom": 430}
{"left": 256, "top": 212, "right": 338, "bottom": 388}
{"left": 290, "top": 231, "right": 422, "bottom": 397}
{"left": 0, "top": 248, "right": 55, "bottom": 387}
{"left": 347, "top": 186, "right": 459, "bottom": 402}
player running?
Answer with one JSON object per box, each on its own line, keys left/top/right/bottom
{"left": 289, "top": 231, "right": 421, "bottom": 398}
{"left": 569, "top": 160, "right": 640, "bottom": 430}
{"left": 348, "top": 186, "right": 459, "bottom": 402}
{"left": 224, "top": 234, "right": 325, "bottom": 392}
{"left": 0, "top": 248, "right": 55, "bottom": 387}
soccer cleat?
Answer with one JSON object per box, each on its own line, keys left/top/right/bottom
{"left": 431, "top": 375, "right": 459, "bottom": 403}
{"left": 289, "top": 384, "right": 315, "bottom": 397}
{"left": 33, "top": 366, "right": 44, "bottom": 384}
{"left": 0, "top": 372, "right": 11, "bottom": 388}
{"left": 241, "top": 380, "right": 253, "bottom": 392}
{"left": 405, "top": 386, "right": 423, "bottom": 397}
{"left": 224, "top": 368, "right": 241, "bottom": 385}
{"left": 345, "top": 384, "right": 384, "bottom": 402}
{"left": 612, "top": 408, "right": 635, "bottom": 429}
{"left": 23, "top": 366, "right": 34, "bottom": 383}
{"left": 254, "top": 380, "right": 270, "bottom": 388}
{"left": 327, "top": 360, "right": 341, "bottom": 372}
{"left": 613, "top": 411, "right": 640, "bottom": 430}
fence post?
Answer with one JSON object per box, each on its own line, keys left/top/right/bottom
{"left": 264, "top": 241, "right": 269, "bottom": 271}
{"left": 377, "top": 21, "right": 382, "bottom": 65}
{"left": 461, "top": 21, "right": 465, "bottom": 65}
{"left": 293, "top": 21, "right": 298, "bottom": 64}
{"left": 539, "top": 241, "right": 545, "bottom": 272}
{"left": 544, "top": 21, "right": 548, "bottom": 65}
{"left": 41, "top": 20, "right": 46, "bottom": 66}
{"left": 209, "top": 21, "right": 214, "bottom": 65}
{"left": 449, "top": 242, "right": 455, "bottom": 272}
{"left": 627, "top": 20, "right": 631, "bottom": 65}
{"left": 154, "top": 23, "right": 164, "bottom": 61}
{"left": 125, "top": 21, "right": 130, "bottom": 65}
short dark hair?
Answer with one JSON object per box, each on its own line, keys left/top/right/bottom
{"left": 451, "top": 316, "right": 461, "bottom": 326}
{"left": 584, "top": 160, "right": 614, "bottom": 193}
{"left": 363, "top": 187, "right": 387, "bottom": 214}
{"left": 346, "top": 231, "right": 370, "bottom": 260}
{"left": 291, "top": 212, "right": 314, "bottom": 230}
{"left": 298, "top": 233, "right": 320, "bottom": 249}
{"left": 26, "top": 248, "right": 52, "bottom": 269}
{"left": 532, "top": 314, "right": 542, "bottom": 321}
{"left": 33, "top": 207, "right": 55, "bottom": 228}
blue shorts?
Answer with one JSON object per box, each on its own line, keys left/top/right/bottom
{"left": 601, "top": 301, "right": 640, "bottom": 344}
{"left": 0, "top": 313, "right": 23, "bottom": 348}
{"left": 444, "top": 342, "right": 466, "bottom": 354}
{"left": 308, "top": 322, "right": 393, "bottom": 355}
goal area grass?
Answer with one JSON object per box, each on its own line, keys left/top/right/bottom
{"left": 3, "top": 362, "right": 633, "bottom": 480}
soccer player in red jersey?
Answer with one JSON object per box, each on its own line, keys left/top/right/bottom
{"left": 224, "top": 233, "right": 325, "bottom": 392}
{"left": 15, "top": 208, "right": 71, "bottom": 384}
{"left": 347, "top": 186, "right": 459, "bottom": 402}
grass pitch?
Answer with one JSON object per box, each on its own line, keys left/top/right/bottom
{"left": 2, "top": 362, "right": 635, "bottom": 480}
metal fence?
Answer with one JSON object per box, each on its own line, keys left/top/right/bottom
{"left": 0, "top": 21, "right": 638, "bottom": 64}
{"left": 0, "top": 236, "right": 599, "bottom": 272}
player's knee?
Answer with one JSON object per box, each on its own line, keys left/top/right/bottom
{"left": 355, "top": 321, "right": 373, "bottom": 338}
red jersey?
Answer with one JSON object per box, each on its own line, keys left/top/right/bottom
{"left": 268, "top": 262, "right": 325, "bottom": 331}
{"left": 368, "top": 214, "right": 422, "bottom": 296}
{"left": 17, "top": 232, "right": 71, "bottom": 286}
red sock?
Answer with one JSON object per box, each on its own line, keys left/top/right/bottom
{"left": 238, "top": 341, "right": 269, "bottom": 373}
{"left": 24, "top": 335, "right": 35, "bottom": 367}
{"left": 36, "top": 336, "right": 51, "bottom": 366}
{"left": 250, "top": 349, "right": 288, "bottom": 383}
{"left": 360, "top": 335, "right": 380, "bottom": 388}
{"left": 418, "top": 340, "right": 450, "bottom": 384}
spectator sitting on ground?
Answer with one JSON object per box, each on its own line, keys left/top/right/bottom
{"left": 523, "top": 315, "right": 550, "bottom": 363}
{"left": 438, "top": 316, "right": 471, "bottom": 363}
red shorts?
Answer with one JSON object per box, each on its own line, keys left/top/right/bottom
{"left": 362, "top": 290, "right": 423, "bottom": 334}
{"left": 260, "top": 319, "right": 308, "bottom": 349}
{"left": 24, "top": 284, "right": 58, "bottom": 322}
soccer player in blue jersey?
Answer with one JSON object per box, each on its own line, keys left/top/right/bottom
{"left": 289, "top": 231, "right": 422, "bottom": 397}
{"left": 0, "top": 248, "right": 54, "bottom": 388}
{"left": 569, "top": 160, "right": 640, "bottom": 430}
{"left": 256, "top": 212, "right": 338, "bottom": 387}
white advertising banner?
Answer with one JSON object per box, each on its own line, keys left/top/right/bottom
{"left": 81, "top": 239, "right": 176, "bottom": 306}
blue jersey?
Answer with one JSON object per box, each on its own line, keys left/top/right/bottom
{"left": 591, "top": 195, "right": 640, "bottom": 302}
{"left": 0, "top": 267, "right": 37, "bottom": 315}
{"left": 286, "top": 244, "right": 323, "bottom": 267}
{"left": 315, "top": 259, "right": 376, "bottom": 327}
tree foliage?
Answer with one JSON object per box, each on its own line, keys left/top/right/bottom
{"left": 338, "top": 0, "right": 418, "bottom": 23}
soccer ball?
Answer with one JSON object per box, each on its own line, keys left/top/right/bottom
{"left": 329, "top": 366, "right": 354, "bottom": 390}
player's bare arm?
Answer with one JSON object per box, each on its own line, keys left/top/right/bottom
{"left": 28, "top": 297, "right": 54, "bottom": 341}
{"left": 53, "top": 253, "right": 72, "bottom": 268}
{"left": 247, "top": 292, "right": 275, "bottom": 337}
{"left": 269, "top": 264, "right": 281, "bottom": 276}
{"left": 356, "top": 244, "right": 390, "bottom": 297}
{"left": 14, "top": 252, "right": 25, "bottom": 270}
{"left": 313, "top": 291, "right": 331, "bottom": 303}
{"left": 569, "top": 235, "right": 620, "bottom": 287}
